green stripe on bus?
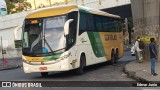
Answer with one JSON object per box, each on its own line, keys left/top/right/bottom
{"left": 43, "top": 53, "right": 63, "bottom": 60}
{"left": 87, "top": 32, "right": 106, "bottom": 57}
{"left": 79, "top": 9, "right": 90, "bottom": 13}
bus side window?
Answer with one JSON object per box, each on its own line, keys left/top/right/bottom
{"left": 79, "top": 13, "right": 95, "bottom": 34}
{"left": 66, "top": 11, "right": 78, "bottom": 50}
{"left": 79, "top": 13, "right": 87, "bottom": 35}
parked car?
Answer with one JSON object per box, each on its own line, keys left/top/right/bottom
{"left": 131, "top": 44, "right": 135, "bottom": 56}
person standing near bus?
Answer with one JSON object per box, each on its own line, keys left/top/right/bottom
{"left": 149, "top": 38, "right": 158, "bottom": 76}
{"left": 134, "top": 36, "right": 143, "bottom": 63}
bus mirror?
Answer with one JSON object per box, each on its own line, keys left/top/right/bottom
{"left": 64, "top": 19, "right": 74, "bottom": 36}
{"left": 14, "top": 25, "right": 22, "bottom": 40}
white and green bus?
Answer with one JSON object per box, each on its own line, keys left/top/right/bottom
{"left": 22, "top": 5, "right": 124, "bottom": 77}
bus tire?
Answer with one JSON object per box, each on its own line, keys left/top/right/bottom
{"left": 115, "top": 49, "right": 119, "bottom": 63}
{"left": 111, "top": 52, "right": 116, "bottom": 64}
{"left": 76, "top": 54, "right": 86, "bottom": 75}
{"left": 41, "top": 72, "right": 48, "bottom": 77}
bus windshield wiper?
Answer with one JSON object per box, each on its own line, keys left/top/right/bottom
{"left": 52, "top": 48, "right": 65, "bottom": 53}
{"left": 44, "top": 38, "right": 55, "bottom": 54}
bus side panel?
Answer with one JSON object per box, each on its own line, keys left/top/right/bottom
{"left": 66, "top": 46, "right": 80, "bottom": 70}
{"left": 99, "top": 32, "right": 124, "bottom": 60}
{"left": 87, "top": 32, "right": 107, "bottom": 64}
{"left": 76, "top": 32, "right": 96, "bottom": 66}
{"left": 119, "top": 42, "right": 124, "bottom": 58}
{"left": 76, "top": 31, "right": 124, "bottom": 67}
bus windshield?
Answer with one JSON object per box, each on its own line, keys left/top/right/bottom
{"left": 22, "top": 15, "right": 66, "bottom": 56}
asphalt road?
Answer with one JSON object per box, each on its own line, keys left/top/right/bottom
{"left": 0, "top": 51, "right": 160, "bottom": 89}
{"left": 0, "top": 51, "right": 135, "bottom": 81}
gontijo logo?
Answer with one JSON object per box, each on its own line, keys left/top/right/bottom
{"left": 105, "top": 34, "right": 117, "bottom": 41}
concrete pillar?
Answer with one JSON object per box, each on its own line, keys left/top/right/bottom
{"left": 131, "top": 0, "right": 144, "bottom": 36}
{"left": 131, "top": 0, "right": 160, "bottom": 61}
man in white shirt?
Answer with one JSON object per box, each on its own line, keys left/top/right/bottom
{"left": 134, "top": 36, "right": 143, "bottom": 63}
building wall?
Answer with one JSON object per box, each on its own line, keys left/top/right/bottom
{"left": 27, "top": 0, "right": 130, "bottom": 9}
{"left": 0, "top": 11, "right": 31, "bottom": 59}
{"left": 27, "top": 0, "right": 71, "bottom": 9}
{"left": 131, "top": 0, "right": 159, "bottom": 36}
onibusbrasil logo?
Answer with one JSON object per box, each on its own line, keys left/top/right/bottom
{"left": 1, "top": 82, "right": 42, "bottom": 87}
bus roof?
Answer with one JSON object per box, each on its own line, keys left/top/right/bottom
{"left": 26, "top": 4, "right": 121, "bottom": 19}
{"left": 78, "top": 5, "right": 120, "bottom": 19}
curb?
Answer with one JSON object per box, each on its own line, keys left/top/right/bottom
{"left": 123, "top": 61, "right": 149, "bottom": 83}
{"left": 0, "top": 65, "right": 20, "bottom": 71}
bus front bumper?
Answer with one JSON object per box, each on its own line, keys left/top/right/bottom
{"left": 23, "top": 60, "right": 70, "bottom": 73}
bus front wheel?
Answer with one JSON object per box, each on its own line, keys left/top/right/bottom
{"left": 76, "top": 55, "right": 86, "bottom": 75}
{"left": 41, "top": 72, "right": 48, "bottom": 77}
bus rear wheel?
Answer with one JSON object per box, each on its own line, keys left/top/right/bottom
{"left": 115, "top": 50, "right": 119, "bottom": 63}
{"left": 41, "top": 72, "right": 48, "bottom": 77}
{"left": 76, "top": 55, "right": 86, "bottom": 75}
{"left": 111, "top": 52, "right": 116, "bottom": 64}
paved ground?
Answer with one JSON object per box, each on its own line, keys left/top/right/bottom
{"left": 0, "top": 60, "right": 134, "bottom": 81}
{"left": 124, "top": 60, "right": 160, "bottom": 82}
{"left": 0, "top": 59, "right": 22, "bottom": 70}
{"left": 0, "top": 45, "right": 133, "bottom": 71}
{"left": 123, "top": 44, "right": 160, "bottom": 82}
{"left": 0, "top": 51, "right": 135, "bottom": 81}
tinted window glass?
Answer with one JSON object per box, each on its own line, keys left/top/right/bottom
{"left": 79, "top": 12, "right": 122, "bottom": 34}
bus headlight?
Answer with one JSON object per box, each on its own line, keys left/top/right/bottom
{"left": 57, "top": 52, "right": 71, "bottom": 61}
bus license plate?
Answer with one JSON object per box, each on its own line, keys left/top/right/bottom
{"left": 39, "top": 67, "right": 47, "bottom": 71}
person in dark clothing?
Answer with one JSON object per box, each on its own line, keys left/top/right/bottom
{"left": 149, "top": 38, "right": 158, "bottom": 76}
